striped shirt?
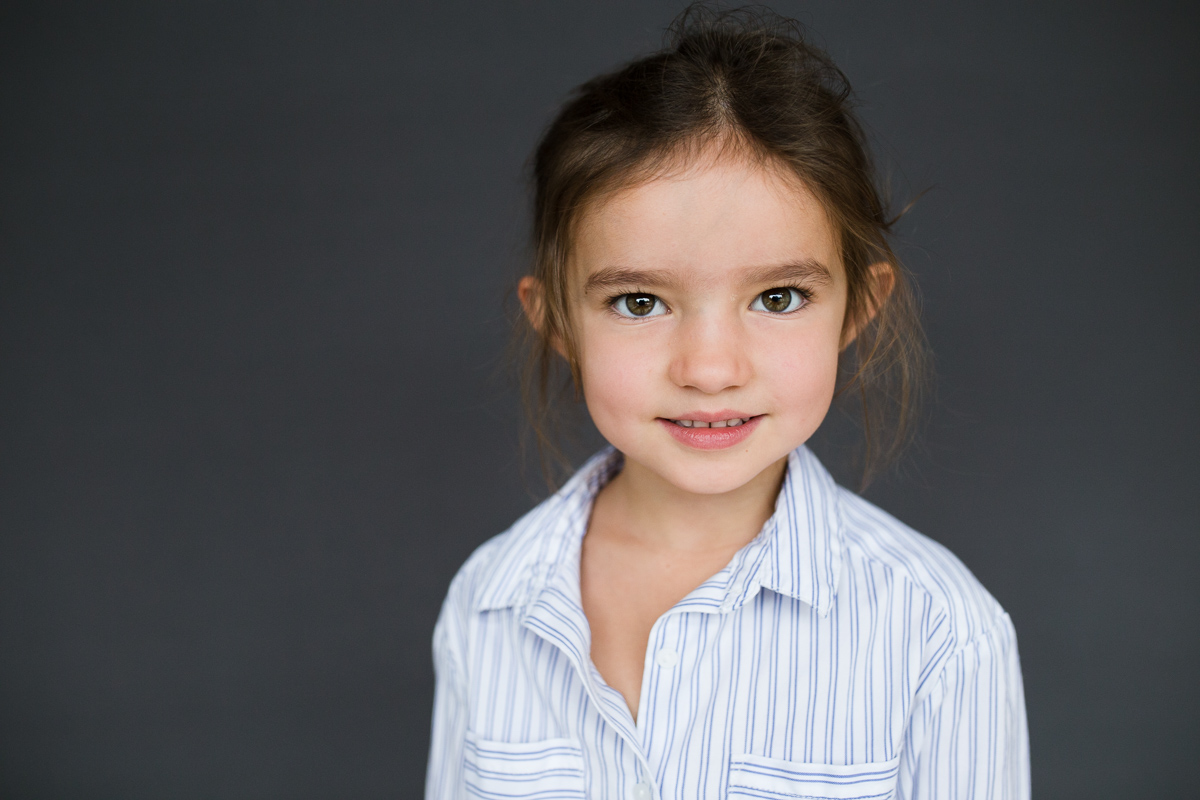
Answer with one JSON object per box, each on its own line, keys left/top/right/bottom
{"left": 426, "top": 446, "right": 1030, "bottom": 799}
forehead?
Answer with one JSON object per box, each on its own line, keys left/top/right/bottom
{"left": 570, "top": 153, "right": 842, "bottom": 287}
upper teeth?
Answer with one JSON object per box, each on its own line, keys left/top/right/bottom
{"left": 673, "top": 418, "right": 750, "bottom": 428}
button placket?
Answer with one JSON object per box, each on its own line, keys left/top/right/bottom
{"left": 639, "top": 614, "right": 680, "bottom": 738}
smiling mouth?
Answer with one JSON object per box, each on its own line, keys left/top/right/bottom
{"left": 670, "top": 416, "right": 755, "bottom": 428}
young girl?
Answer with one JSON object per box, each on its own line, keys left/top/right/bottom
{"left": 427, "top": 8, "right": 1029, "bottom": 799}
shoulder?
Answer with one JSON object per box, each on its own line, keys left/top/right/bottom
{"left": 834, "top": 486, "right": 1009, "bottom": 650}
{"left": 431, "top": 483, "right": 586, "bottom": 675}
{"left": 437, "top": 486, "right": 574, "bottom": 624}
{"left": 439, "top": 448, "right": 617, "bottom": 621}
{"left": 439, "top": 530, "right": 513, "bottom": 617}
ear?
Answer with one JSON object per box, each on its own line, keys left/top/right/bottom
{"left": 517, "top": 275, "right": 543, "bottom": 329}
{"left": 518, "top": 275, "right": 567, "bottom": 358}
{"left": 840, "top": 261, "right": 895, "bottom": 350}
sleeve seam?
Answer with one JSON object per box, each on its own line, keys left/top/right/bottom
{"left": 915, "top": 610, "right": 1013, "bottom": 706}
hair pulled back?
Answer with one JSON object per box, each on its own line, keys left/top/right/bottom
{"left": 519, "top": 4, "right": 928, "bottom": 488}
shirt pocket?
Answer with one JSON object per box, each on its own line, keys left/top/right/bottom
{"left": 463, "top": 731, "right": 587, "bottom": 799}
{"left": 727, "top": 754, "right": 901, "bottom": 800}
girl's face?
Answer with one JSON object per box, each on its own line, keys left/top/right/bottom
{"left": 566, "top": 153, "right": 851, "bottom": 496}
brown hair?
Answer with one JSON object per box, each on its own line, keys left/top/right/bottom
{"left": 517, "top": 4, "right": 929, "bottom": 489}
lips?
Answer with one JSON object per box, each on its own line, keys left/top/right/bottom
{"left": 658, "top": 413, "right": 762, "bottom": 450}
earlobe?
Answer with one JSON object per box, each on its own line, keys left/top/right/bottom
{"left": 840, "top": 262, "right": 895, "bottom": 350}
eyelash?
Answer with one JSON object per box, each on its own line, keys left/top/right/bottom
{"left": 605, "top": 285, "right": 815, "bottom": 317}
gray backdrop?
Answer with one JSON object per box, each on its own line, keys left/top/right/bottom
{"left": 2, "top": 1, "right": 1197, "bottom": 797}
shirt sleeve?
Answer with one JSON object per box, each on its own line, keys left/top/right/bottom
{"left": 424, "top": 590, "right": 468, "bottom": 800}
{"left": 898, "top": 612, "right": 1031, "bottom": 800}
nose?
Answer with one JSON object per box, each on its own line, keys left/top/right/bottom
{"left": 667, "top": 308, "right": 752, "bottom": 393}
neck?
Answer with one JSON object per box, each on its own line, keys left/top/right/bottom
{"left": 595, "top": 454, "right": 787, "bottom": 553}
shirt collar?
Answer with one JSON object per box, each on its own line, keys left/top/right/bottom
{"left": 474, "top": 445, "right": 845, "bottom": 617}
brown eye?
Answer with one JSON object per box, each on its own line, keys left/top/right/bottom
{"left": 753, "top": 287, "right": 802, "bottom": 314}
{"left": 616, "top": 293, "right": 663, "bottom": 318}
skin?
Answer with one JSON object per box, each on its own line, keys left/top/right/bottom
{"left": 519, "top": 148, "right": 889, "bottom": 721}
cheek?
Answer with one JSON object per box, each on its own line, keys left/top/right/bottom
{"left": 576, "top": 322, "right": 664, "bottom": 425}
{"left": 760, "top": 326, "right": 843, "bottom": 417}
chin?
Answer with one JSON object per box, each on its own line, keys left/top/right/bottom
{"left": 643, "top": 451, "right": 781, "bottom": 496}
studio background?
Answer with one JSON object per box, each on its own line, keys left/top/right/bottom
{"left": 2, "top": 1, "right": 1197, "bottom": 797}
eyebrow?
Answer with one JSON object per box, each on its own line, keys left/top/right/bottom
{"left": 743, "top": 259, "right": 835, "bottom": 288}
{"left": 583, "top": 259, "right": 834, "bottom": 295}
{"left": 583, "top": 267, "right": 675, "bottom": 295}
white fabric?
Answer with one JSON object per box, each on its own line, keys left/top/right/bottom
{"left": 426, "top": 446, "right": 1030, "bottom": 800}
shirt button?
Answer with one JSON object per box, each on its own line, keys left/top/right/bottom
{"left": 654, "top": 648, "right": 679, "bottom": 668}
{"left": 632, "top": 782, "right": 652, "bottom": 800}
